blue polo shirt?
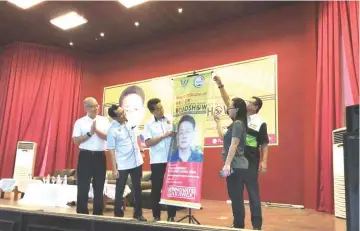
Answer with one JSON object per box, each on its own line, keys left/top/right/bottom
{"left": 107, "top": 121, "right": 143, "bottom": 170}
{"left": 168, "top": 150, "right": 203, "bottom": 163}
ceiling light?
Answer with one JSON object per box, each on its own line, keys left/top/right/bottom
{"left": 50, "top": 12, "right": 88, "bottom": 30}
{"left": 69, "top": 42, "right": 74, "bottom": 46}
{"left": 118, "top": 0, "right": 148, "bottom": 8}
{"left": 7, "top": 0, "right": 44, "bottom": 9}
{"left": 100, "top": 32, "right": 105, "bottom": 37}
{"left": 178, "top": 8, "right": 183, "bottom": 13}
{"left": 134, "top": 21, "right": 139, "bottom": 27}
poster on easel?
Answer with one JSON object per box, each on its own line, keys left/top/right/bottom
{"left": 159, "top": 71, "right": 211, "bottom": 209}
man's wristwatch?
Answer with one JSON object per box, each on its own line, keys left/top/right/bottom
{"left": 86, "top": 132, "right": 92, "bottom": 137}
{"left": 218, "top": 84, "right": 224, "bottom": 88}
{"left": 140, "top": 150, "right": 144, "bottom": 153}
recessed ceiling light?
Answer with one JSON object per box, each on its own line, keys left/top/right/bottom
{"left": 178, "top": 8, "right": 183, "bottom": 13}
{"left": 118, "top": 0, "right": 148, "bottom": 8}
{"left": 50, "top": 12, "right": 88, "bottom": 30}
{"left": 7, "top": 0, "right": 44, "bottom": 9}
{"left": 134, "top": 21, "right": 139, "bottom": 27}
{"left": 100, "top": 32, "right": 105, "bottom": 37}
{"left": 69, "top": 42, "right": 74, "bottom": 46}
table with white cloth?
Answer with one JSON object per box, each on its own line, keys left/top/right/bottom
{"left": 0, "top": 178, "right": 43, "bottom": 200}
{"left": 17, "top": 182, "right": 131, "bottom": 208}
{"left": 0, "top": 178, "right": 44, "bottom": 192}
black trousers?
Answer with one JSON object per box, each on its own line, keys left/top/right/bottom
{"left": 226, "top": 168, "right": 246, "bottom": 229}
{"left": 76, "top": 150, "right": 106, "bottom": 215}
{"left": 115, "top": 165, "right": 143, "bottom": 217}
{"left": 243, "top": 155, "right": 262, "bottom": 229}
{"left": 151, "top": 163, "right": 177, "bottom": 219}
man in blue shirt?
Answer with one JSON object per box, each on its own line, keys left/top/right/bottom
{"left": 107, "top": 104, "right": 146, "bottom": 221}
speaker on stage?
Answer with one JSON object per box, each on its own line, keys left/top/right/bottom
{"left": 343, "top": 132, "right": 359, "bottom": 231}
{"left": 346, "top": 104, "right": 359, "bottom": 133}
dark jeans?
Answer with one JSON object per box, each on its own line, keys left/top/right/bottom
{"left": 226, "top": 168, "right": 246, "bottom": 229}
{"left": 115, "top": 165, "right": 143, "bottom": 217}
{"left": 151, "top": 163, "right": 177, "bottom": 219}
{"left": 76, "top": 150, "right": 106, "bottom": 215}
{"left": 244, "top": 155, "right": 262, "bottom": 229}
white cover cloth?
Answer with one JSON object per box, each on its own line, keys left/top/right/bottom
{"left": 18, "top": 183, "right": 131, "bottom": 208}
{"left": 0, "top": 178, "right": 43, "bottom": 192}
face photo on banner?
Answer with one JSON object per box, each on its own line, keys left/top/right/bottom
{"left": 168, "top": 114, "right": 203, "bottom": 163}
{"left": 103, "top": 78, "right": 173, "bottom": 148}
{"left": 118, "top": 85, "right": 146, "bottom": 142}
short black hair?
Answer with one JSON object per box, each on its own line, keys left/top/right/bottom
{"left": 108, "top": 104, "right": 119, "bottom": 118}
{"left": 119, "top": 85, "right": 145, "bottom": 106}
{"left": 147, "top": 98, "right": 161, "bottom": 112}
{"left": 252, "top": 96, "right": 263, "bottom": 113}
{"left": 178, "top": 115, "right": 196, "bottom": 129}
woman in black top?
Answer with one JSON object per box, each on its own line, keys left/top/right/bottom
{"left": 214, "top": 97, "right": 248, "bottom": 229}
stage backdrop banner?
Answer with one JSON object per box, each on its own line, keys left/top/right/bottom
{"left": 103, "top": 55, "right": 278, "bottom": 147}
{"left": 159, "top": 71, "right": 211, "bottom": 209}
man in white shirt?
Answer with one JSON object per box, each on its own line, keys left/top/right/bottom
{"left": 143, "top": 98, "right": 177, "bottom": 222}
{"left": 107, "top": 104, "right": 147, "bottom": 221}
{"left": 72, "top": 97, "right": 110, "bottom": 215}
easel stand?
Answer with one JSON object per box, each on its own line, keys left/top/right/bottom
{"left": 177, "top": 208, "right": 200, "bottom": 224}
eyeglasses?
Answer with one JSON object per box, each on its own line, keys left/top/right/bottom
{"left": 178, "top": 129, "right": 194, "bottom": 136}
{"left": 123, "top": 105, "right": 144, "bottom": 113}
{"left": 125, "top": 108, "right": 141, "bottom": 113}
{"left": 85, "top": 104, "right": 99, "bottom": 108}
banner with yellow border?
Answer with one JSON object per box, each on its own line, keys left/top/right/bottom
{"left": 160, "top": 71, "right": 211, "bottom": 209}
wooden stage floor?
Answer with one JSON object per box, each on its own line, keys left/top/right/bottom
{"left": 0, "top": 196, "right": 346, "bottom": 231}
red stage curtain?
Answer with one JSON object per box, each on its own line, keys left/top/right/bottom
{"left": 315, "top": 1, "right": 359, "bottom": 213}
{"left": 340, "top": 1, "right": 359, "bottom": 103}
{"left": 0, "top": 42, "right": 82, "bottom": 177}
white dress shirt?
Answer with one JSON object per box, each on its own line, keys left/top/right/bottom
{"left": 72, "top": 115, "right": 111, "bottom": 151}
{"left": 143, "top": 116, "right": 173, "bottom": 164}
{"left": 107, "top": 121, "right": 144, "bottom": 170}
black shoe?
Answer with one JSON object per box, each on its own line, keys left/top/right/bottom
{"left": 232, "top": 224, "right": 244, "bottom": 229}
{"left": 114, "top": 213, "right": 124, "bottom": 217}
{"left": 133, "top": 215, "right": 147, "bottom": 221}
{"left": 76, "top": 210, "right": 89, "bottom": 215}
{"left": 152, "top": 217, "right": 160, "bottom": 222}
{"left": 167, "top": 217, "right": 175, "bottom": 222}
